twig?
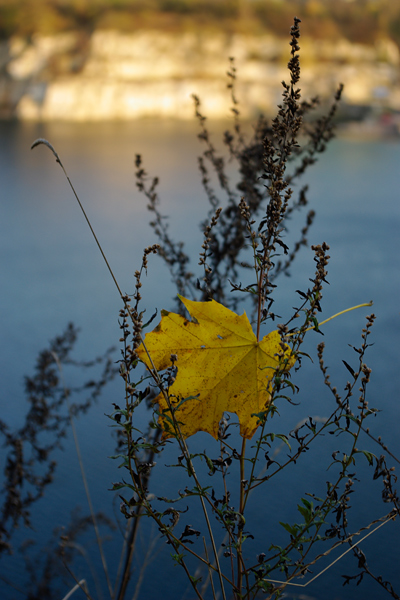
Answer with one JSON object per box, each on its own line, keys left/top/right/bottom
{"left": 265, "top": 511, "right": 396, "bottom": 589}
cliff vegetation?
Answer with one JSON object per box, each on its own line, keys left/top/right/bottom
{"left": 1, "top": 0, "right": 400, "bottom": 47}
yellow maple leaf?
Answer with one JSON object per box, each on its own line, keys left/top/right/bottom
{"left": 137, "top": 296, "right": 295, "bottom": 440}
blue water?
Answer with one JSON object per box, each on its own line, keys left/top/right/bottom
{"left": 1, "top": 119, "right": 400, "bottom": 600}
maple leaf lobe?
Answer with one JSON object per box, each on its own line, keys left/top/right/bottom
{"left": 137, "top": 296, "right": 295, "bottom": 440}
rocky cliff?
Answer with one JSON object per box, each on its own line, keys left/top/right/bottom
{"left": 1, "top": 30, "right": 399, "bottom": 120}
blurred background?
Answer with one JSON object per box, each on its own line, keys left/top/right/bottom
{"left": 0, "top": 0, "right": 400, "bottom": 126}
{"left": 1, "top": 2, "right": 400, "bottom": 600}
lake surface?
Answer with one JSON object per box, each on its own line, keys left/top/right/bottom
{"left": 1, "top": 118, "right": 400, "bottom": 600}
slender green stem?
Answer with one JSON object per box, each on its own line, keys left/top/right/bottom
{"left": 167, "top": 397, "right": 228, "bottom": 600}
{"left": 246, "top": 354, "right": 374, "bottom": 597}
{"left": 265, "top": 512, "right": 395, "bottom": 589}
{"left": 219, "top": 440, "right": 236, "bottom": 584}
{"left": 52, "top": 352, "right": 114, "bottom": 599}
{"left": 236, "top": 437, "right": 247, "bottom": 598}
{"left": 286, "top": 302, "right": 374, "bottom": 337}
{"left": 203, "top": 537, "right": 218, "bottom": 600}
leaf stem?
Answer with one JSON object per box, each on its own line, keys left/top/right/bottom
{"left": 236, "top": 437, "right": 247, "bottom": 597}
{"left": 286, "top": 302, "right": 373, "bottom": 336}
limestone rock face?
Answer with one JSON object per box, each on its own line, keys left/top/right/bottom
{"left": 1, "top": 29, "right": 399, "bottom": 121}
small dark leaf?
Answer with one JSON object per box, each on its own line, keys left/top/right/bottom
{"left": 296, "top": 290, "right": 308, "bottom": 299}
{"left": 342, "top": 360, "right": 355, "bottom": 378}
